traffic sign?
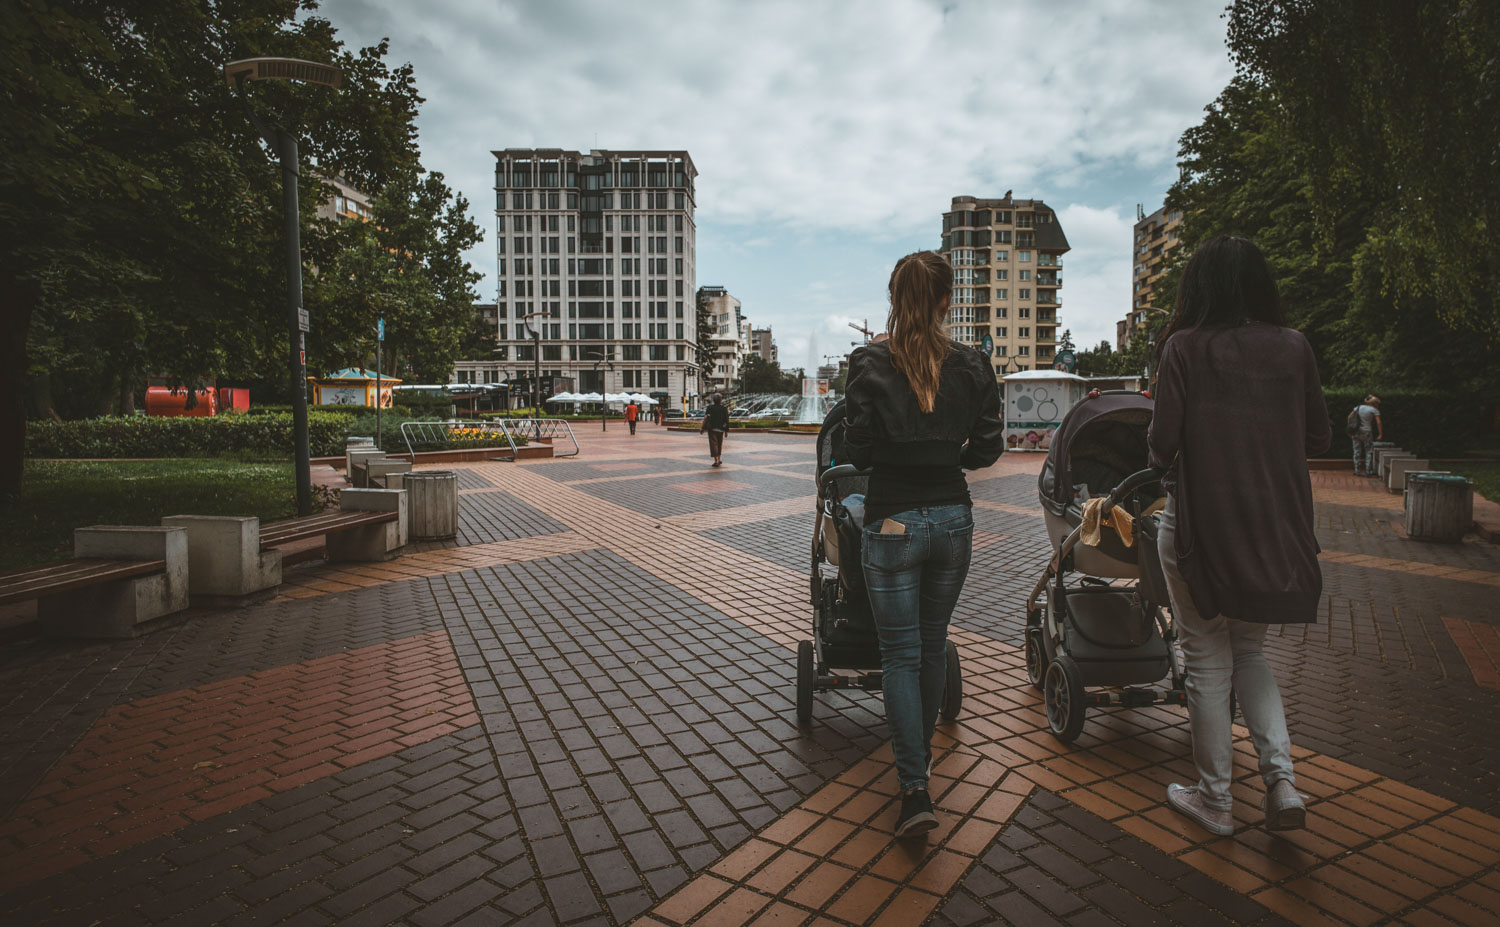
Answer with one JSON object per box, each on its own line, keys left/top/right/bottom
{"left": 297, "top": 308, "right": 309, "bottom": 332}
{"left": 377, "top": 317, "right": 385, "bottom": 341}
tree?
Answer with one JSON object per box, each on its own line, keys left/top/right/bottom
{"left": 1058, "top": 329, "right": 1076, "bottom": 353}
{"left": 693, "top": 288, "right": 716, "bottom": 379}
{"left": 1073, "top": 341, "right": 1120, "bottom": 378}
{"left": 306, "top": 169, "right": 483, "bottom": 382}
{"left": 1147, "top": 0, "right": 1497, "bottom": 403}
{"left": 739, "top": 354, "right": 802, "bottom": 395}
{"left": 1, "top": 0, "right": 477, "bottom": 496}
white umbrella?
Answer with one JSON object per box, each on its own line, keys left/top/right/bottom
{"left": 627, "top": 393, "right": 658, "bottom": 405}
{"left": 546, "top": 392, "right": 578, "bottom": 403}
{"left": 577, "top": 392, "right": 604, "bottom": 402}
{"left": 604, "top": 392, "right": 632, "bottom": 403}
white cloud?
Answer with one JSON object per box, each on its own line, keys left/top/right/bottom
{"left": 319, "top": 0, "right": 1231, "bottom": 367}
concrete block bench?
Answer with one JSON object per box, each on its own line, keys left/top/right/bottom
{"left": 162, "top": 515, "right": 282, "bottom": 607}
{"left": 0, "top": 526, "right": 190, "bottom": 639}
{"left": 1387, "top": 457, "right": 1430, "bottom": 492}
{"left": 362, "top": 458, "right": 412, "bottom": 489}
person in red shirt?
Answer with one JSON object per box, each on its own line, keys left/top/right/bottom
{"left": 625, "top": 401, "right": 639, "bottom": 435}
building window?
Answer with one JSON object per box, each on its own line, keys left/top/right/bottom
{"left": 1018, "top": 251, "right": 1032, "bottom": 262}
{"left": 1018, "top": 346, "right": 1030, "bottom": 356}
{"left": 995, "top": 250, "right": 1008, "bottom": 262}
{"left": 1019, "top": 270, "right": 1030, "bottom": 282}
{"left": 1019, "top": 289, "right": 1031, "bottom": 300}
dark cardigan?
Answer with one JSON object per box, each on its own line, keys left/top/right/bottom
{"left": 1147, "top": 323, "right": 1331, "bottom": 624}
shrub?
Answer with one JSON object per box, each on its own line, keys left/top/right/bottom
{"left": 1321, "top": 388, "right": 1483, "bottom": 458}
{"left": 27, "top": 412, "right": 355, "bottom": 459}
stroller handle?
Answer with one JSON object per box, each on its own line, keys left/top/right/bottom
{"left": 817, "top": 463, "right": 870, "bottom": 496}
{"left": 1106, "top": 467, "right": 1165, "bottom": 506}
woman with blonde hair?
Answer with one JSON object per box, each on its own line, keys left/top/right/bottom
{"left": 844, "top": 250, "right": 1005, "bottom": 837}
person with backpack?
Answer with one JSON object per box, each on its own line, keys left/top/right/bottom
{"left": 625, "top": 400, "right": 640, "bottom": 436}
{"left": 1347, "top": 395, "right": 1383, "bottom": 477}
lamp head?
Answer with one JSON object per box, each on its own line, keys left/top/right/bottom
{"left": 225, "top": 57, "right": 344, "bottom": 89}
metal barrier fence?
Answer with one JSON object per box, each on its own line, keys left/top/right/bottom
{"left": 398, "top": 418, "right": 579, "bottom": 463}
{"left": 502, "top": 418, "right": 580, "bottom": 458}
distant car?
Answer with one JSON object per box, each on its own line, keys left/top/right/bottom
{"left": 686, "top": 409, "right": 706, "bottom": 419}
{"left": 757, "top": 407, "right": 792, "bottom": 419}
{"left": 730, "top": 407, "right": 751, "bottom": 417}
{"left": 664, "top": 409, "right": 685, "bottom": 418}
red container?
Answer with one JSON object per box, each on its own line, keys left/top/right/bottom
{"left": 145, "top": 377, "right": 218, "bottom": 417}
{"left": 216, "top": 387, "right": 250, "bottom": 413}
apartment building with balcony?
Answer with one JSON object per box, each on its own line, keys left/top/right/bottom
{"left": 314, "top": 175, "right": 373, "bottom": 224}
{"left": 700, "top": 286, "right": 752, "bottom": 393}
{"left": 451, "top": 149, "right": 701, "bottom": 407}
{"left": 939, "top": 194, "right": 1070, "bottom": 377}
{"left": 1118, "top": 203, "right": 1183, "bottom": 351}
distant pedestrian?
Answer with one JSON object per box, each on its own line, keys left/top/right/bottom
{"left": 625, "top": 401, "right": 639, "bottom": 436}
{"left": 1348, "top": 395, "right": 1383, "bottom": 477}
{"left": 701, "top": 392, "right": 729, "bottom": 466}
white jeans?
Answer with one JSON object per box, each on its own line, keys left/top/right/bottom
{"left": 1157, "top": 497, "right": 1295, "bottom": 810}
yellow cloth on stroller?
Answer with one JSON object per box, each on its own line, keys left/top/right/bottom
{"left": 1080, "top": 496, "right": 1165, "bottom": 548}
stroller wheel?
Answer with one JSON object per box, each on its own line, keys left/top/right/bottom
{"left": 796, "top": 640, "right": 815, "bottom": 724}
{"left": 1044, "top": 655, "right": 1087, "bottom": 744}
{"left": 940, "top": 640, "right": 963, "bottom": 722}
{"left": 1025, "top": 629, "right": 1045, "bottom": 691}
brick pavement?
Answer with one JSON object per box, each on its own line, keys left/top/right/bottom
{"left": 1, "top": 427, "right": 1497, "bottom": 925}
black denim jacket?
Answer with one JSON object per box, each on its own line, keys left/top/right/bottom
{"left": 843, "top": 340, "right": 1005, "bottom": 471}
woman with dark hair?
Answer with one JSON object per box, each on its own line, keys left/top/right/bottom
{"left": 844, "top": 251, "right": 1005, "bottom": 837}
{"left": 1148, "top": 235, "right": 1330, "bottom": 836}
{"left": 701, "top": 392, "right": 729, "bottom": 466}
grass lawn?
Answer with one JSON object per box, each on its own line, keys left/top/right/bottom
{"left": 2, "top": 459, "right": 296, "bottom": 572}
{"left": 1445, "top": 458, "right": 1500, "bottom": 505}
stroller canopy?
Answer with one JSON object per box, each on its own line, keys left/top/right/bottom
{"left": 1039, "top": 391, "right": 1154, "bottom": 514}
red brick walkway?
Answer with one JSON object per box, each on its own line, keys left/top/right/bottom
{"left": 0, "top": 428, "right": 1496, "bottom": 925}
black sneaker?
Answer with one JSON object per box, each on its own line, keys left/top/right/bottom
{"left": 895, "top": 790, "right": 938, "bottom": 838}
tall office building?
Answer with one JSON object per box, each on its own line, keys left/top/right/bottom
{"left": 453, "top": 149, "right": 700, "bottom": 407}
{"left": 939, "top": 195, "right": 1069, "bottom": 377}
{"left": 749, "top": 327, "right": 777, "bottom": 364}
{"left": 1118, "top": 203, "right": 1183, "bottom": 351}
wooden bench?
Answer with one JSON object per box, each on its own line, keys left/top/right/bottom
{"left": 262, "top": 488, "right": 409, "bottom": 562}
{"left": 0, "top": 558, "right": 167, "bottom": 607}
{"left": 259, "top": 510, "right": 399, "bottom": 549}
{"left": 0, "top": 526, "right": 189, "bottom": 638}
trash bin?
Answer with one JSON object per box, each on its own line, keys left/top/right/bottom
{"left": 1406, "top": 474, "right": 1473, "bottom": 543}
{"left": 407, "top": 470, "right": 459, "bottom": 540}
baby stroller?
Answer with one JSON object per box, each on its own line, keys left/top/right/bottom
{"left": 798, "top": 400, "right": 963, "bottom": 724}
{"left": 1025, "top": 390, "right": 1186, "bottom": 743}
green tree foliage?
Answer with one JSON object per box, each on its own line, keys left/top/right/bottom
{"left": 739, "top": 354, "right": 802, "bottom": 395}
{"left": 1160, "top": 1, "right": 1499, "bottom": 406}
{"left": 306, "top": 170, "right": 483, "bottom": 382}
{"left": 1, "top": 0, "right": 481, "bottom": 496}
{"left": 694, "top": 288, "right": 716, "bottom": 378}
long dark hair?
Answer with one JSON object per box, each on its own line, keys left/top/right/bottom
{"left": 1157, "top": 236, "right": 1285, "bottom": 367}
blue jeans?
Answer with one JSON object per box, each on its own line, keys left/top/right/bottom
{"left": 862, "top": 504, "right": 974, "bottom": 792}
{"left": 1352, "top": 432, "right": 1373, "bottom": 474}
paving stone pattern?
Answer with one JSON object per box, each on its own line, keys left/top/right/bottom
{"left": 1, "top": 429, "right": 1498, "bottom": 926}
{"left": 931, "top": 789, "right": 1294, "bottom": 927}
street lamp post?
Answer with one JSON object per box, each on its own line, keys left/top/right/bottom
{"left": 584, "top": 351, "right": 613, "bottom": 432}
{"left": 225, "top": 58, "right": 344, "bottom": 516}
{"left": 519, "top": 310, "right": 548, "bottom": 422}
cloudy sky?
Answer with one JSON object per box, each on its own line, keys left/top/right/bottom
{"left": 320, "top": 0, "right": 1233, "bottom": 371}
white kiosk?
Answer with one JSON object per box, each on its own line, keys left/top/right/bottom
{"left": 1001, "top": 370, "right": 1088, "bottom": 451}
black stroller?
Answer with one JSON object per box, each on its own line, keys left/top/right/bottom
{"left": 1024, "top": 390, "right": 1187, "bottom": 743}
{"left": 797, "top": 401, "right": 963, "bottom": 724}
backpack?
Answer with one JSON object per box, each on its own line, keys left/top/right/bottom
{"left": 1345, "top": 406, "right": 1362, "bottom": 437}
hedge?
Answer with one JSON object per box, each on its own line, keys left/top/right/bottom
{"left": 27, "top": 412, "right": 356, "bottom": 459}
{"left": 1321, "top": 388, "right": 1483, "bottom": 458}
